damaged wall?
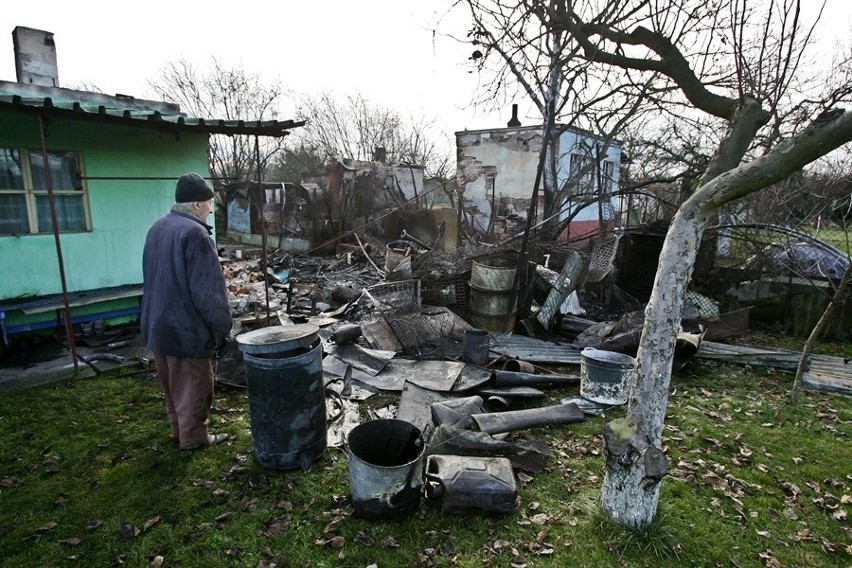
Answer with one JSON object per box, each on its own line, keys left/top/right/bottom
{"left": 300, "top": 159, "right": 425, "bottom": 244}
{"left": 455, "top": 125, "right": 622, "bottom": 240}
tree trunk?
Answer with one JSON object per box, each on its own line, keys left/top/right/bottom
{"left": 600, "top": 108, "right": 852, "bottom": 530}
{"left": 600, "top": 208, "right": 705, "bottom": 528}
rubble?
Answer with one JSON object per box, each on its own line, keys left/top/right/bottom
{"left": 211, "top": 228, "right": 718, "bottom": 517}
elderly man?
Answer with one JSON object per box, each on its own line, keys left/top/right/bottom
{"left": 141, "top": 173, "right": 232, "bottom": 452}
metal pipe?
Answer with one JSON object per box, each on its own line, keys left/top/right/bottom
{"left": 255, "top": 136, "right": 271, "bottom": 324}
{"left": 78, "top": 176, "right": 236, "bottom": 181}
{"left": 37, "top": 114, "right": 79, "bottom": 369}
{"left": 399, "top": 230, "right": 432, "bottom": 251}
{"left": 471, "top": 402, "right": 584, "bottom": 435}
{"left": 492, "top": 370, "right": 579, "bottom": 387}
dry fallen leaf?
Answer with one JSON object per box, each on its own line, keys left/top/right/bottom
{"left": 517, "top": 472, "right": 533, "bottom": 484}
{"left": 58, "top": 537, "right": 82, "bottom": 546}
{"left": 150, "top": 556, "right": 164, "bottom": 568}
{"left": 85, "top": 519, "right": 103, "bottom": 531}
{"left": 36, "top": 521, "right": 57, "bottom": 532}
{"left": 143, "top": 517, "right": 161, "bottom": 532}
{"left": 214, "top": 511, "right": 233, "bottom": 524}
{"left": 261, "top": 519, "right": 288, "bottom": 537}
{"left": 330, "top": 536, "right": 345, "bottom": 549}
{"left": 323, "top": 516, "right": 344, "bottom": 535}
{"left": 832, "top": 509, "right": 847, "bottom": 521}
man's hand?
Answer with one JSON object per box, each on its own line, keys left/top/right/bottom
{"left": 214, "top": 336, "right": 230, "bottom": 358}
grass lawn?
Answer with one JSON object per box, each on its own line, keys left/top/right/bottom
{"left": 1, "top": 349, "right": 850, "bottom": 567}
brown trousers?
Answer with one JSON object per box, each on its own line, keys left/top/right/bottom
{"left": 154, "top": 353, "right": 214, "bottom": 450}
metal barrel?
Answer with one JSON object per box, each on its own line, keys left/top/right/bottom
{"left": 238, "top": 324, "right": 327, "bottom": 471}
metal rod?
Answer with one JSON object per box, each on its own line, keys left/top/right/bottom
{"left": 508, "top": 107, "right": 557, "bottom": 321}
{"left": 78, "top": 175, "right": 239, "bottom": 181}
{"left": 37, "top": 113, "right": 79, "bottom": 369}
{"left": 255, "top": 135, "right": 271, "bottom": 324}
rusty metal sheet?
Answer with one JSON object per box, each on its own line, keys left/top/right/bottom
{"left": 489, "top": 333, "right": 582, "bottom": 364}
{"left": 324, "top": 357, "right": 464, "bottom": 393}
{"left": 450, "top": 364, "right": 493, "bottom": 392}
{"left": 396, "top": 381, "right": 456, "bottom": 435}
{"left": 390, "top": 359, "right": 465, "bottom": 392}
{"left": 360, "top": 318, "right": 403, "bottom": 352}
{"left": 695, "top": 341, "right": 801, "bottom": 371}
{"left": 323, "top": 355, "right": 401, "bottom": 391}
{"left": 325, "top": 343, "right": 396, "bottom": 376}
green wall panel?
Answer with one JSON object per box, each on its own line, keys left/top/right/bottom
{"left": 0, "top": 111, "right": 211, "bottom": 300}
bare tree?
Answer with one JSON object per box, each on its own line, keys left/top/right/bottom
{"left": 456, "top": 0, "right": 574, "bottom": 219}
{"left": 454, "top": 0, "right": 852, "bottom": 529}
{"left": 530, "top": 0, "right": 852, "bottom": 530}
{"left": 451, "top": 0, "right": 730, "bottom": 234}
{"left": 267, "top": 146, "right": 326, "bottom": 185}
{"left": 294, "top": 92, "right": 452, "bottom": 179}
{"left": 148, "top": 57, "right": 292, "bottom": 188}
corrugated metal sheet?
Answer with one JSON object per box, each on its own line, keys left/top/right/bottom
{"left": 490, "top": 332, "right": 582, "bottom": 364}
{"left": 0, "top": 91, "right": 304, "bottom": 137}
{"left": 697, "top": 340, "right": 851, "bottom": 396}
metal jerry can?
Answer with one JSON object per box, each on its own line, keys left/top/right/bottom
{"left": 425, "top": 454, "right": 518, "bottom": 515}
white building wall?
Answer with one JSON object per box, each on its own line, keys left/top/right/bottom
{"left": 456, "top": 125, "right": 621, "bottom": 233}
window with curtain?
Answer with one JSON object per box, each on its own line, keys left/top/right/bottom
{"left": 0, "top": 147, "right": 89, "bottom": 235}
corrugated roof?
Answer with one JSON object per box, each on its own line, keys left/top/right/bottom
{"left": 0, "top": 83, "right": 304, "bottom": 137}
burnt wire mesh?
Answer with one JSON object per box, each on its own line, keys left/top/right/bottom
{"left": 382, "top": 308, "right": 466, "bottom": 360}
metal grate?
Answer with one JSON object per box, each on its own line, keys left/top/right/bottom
{"left": 585, "top": 233, "right": 622, "bottom": 283}
{"left": 362, "top": 280, "right": 422, "bottom": 315}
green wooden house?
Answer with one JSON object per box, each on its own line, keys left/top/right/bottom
{"left": 0, "top": 28, "right": 301, "bottom": 351}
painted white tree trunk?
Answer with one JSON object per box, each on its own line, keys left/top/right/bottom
{"left": 600, "top": 109, "right": 852, "bottom": 530}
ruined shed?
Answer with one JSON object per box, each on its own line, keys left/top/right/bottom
{"left": 299, "top": 154, "right": 426, "bottom": 249}
{"left": 455, "top": 109, "right": 623, "bottom": 241}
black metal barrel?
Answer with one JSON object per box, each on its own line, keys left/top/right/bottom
{"left": 237, "top": 324, "right": 327, "bottom": 471}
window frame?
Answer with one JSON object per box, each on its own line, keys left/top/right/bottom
{"left": 0, "top": 147, "right": 91, "bottom": 235}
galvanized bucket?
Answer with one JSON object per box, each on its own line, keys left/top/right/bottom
{"left": 346, "top": 419, "right": 425, "bottom": 521}
{"left": 470, "top": 254, "right": 518, "bottom": 292}
{"left": 579, "top": 348, "right": 636, "bottom": 405}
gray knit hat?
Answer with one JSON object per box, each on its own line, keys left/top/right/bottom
{"left": 175, "top": 173, "right": 214, "bottom": 203}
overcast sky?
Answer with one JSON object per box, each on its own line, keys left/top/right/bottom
{"left": 2, "top": 1, "right": 850, "bottom": 141}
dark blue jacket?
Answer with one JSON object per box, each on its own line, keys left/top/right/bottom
{"left": 141, "top": 210, "right": 232, "bottom": 357}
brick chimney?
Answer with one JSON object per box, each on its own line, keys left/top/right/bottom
{"left": 13, "top": 26, "right": 60, "bottom": 87}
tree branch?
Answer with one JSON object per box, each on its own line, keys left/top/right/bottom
{"left": 562, "top": 18, "right": 739, "bottom": 119}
